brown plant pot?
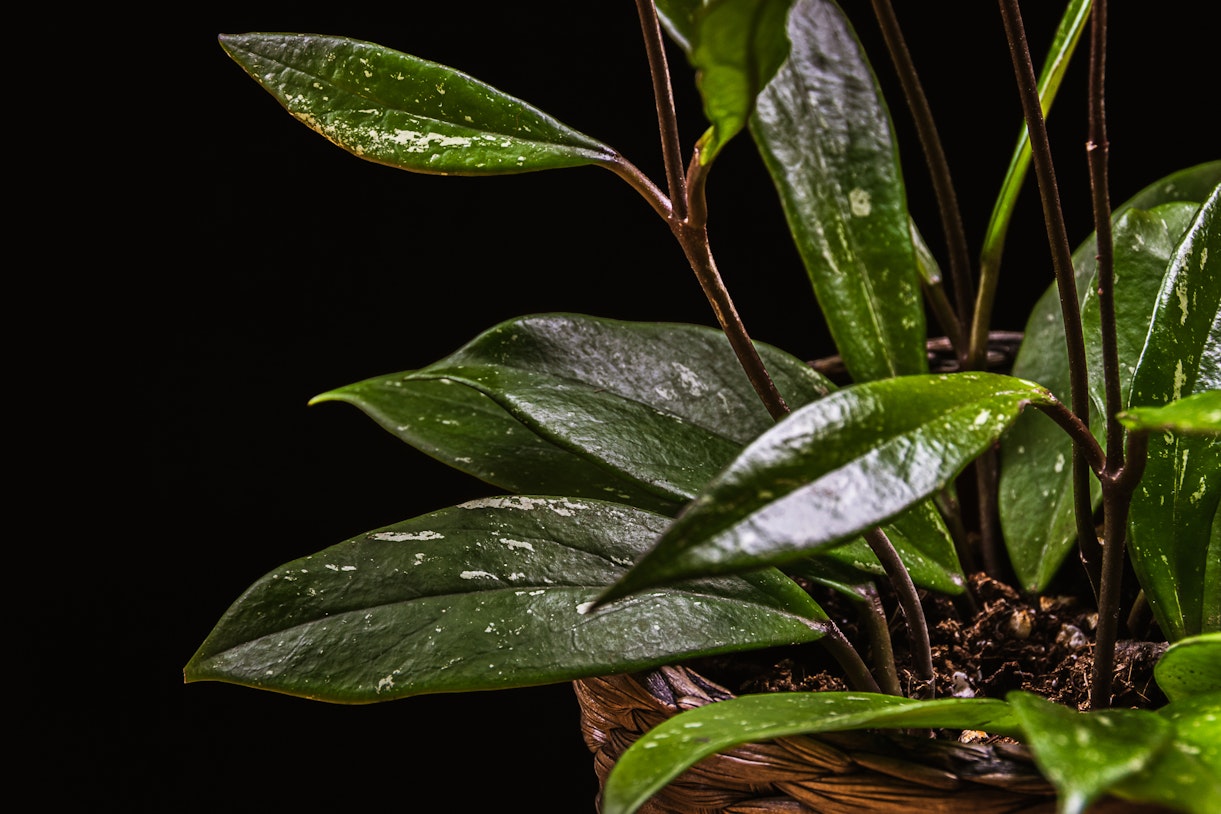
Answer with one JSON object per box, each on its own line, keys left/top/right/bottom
{"left": 574, "top": 664, "right": 1158, "bottom": 814}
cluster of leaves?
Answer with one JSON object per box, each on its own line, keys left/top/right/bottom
{"left": 189, "top": 1, "right": 1219, "bottom": 812}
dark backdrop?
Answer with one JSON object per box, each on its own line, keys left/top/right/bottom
{"left": 146, "top": 3, "right": 1217, "bottom": 811}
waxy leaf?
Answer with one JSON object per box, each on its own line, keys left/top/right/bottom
{"left": 218, "top": 33, "right": 616, "bottom": 174}
{"left": 1119, "top": 390, "right": 1221, "bottom": 436}
{"left": 655, "top": 0, "right": 794, "bottom": 164}
{"left": 312, "top": 314, "right": 833, "bottom": 514}
{"left": 1127, "top": 185, "right": 1221, "bottom": 640}
{"left": 998, "top": 163, "right": 1221, "bottom": 592}
{"left": 185, "top": 497, "right": 827, "bottom": 702}
{"left": 750, "top": 0, "right": 926, "bottom": 383}
{"left": 600, "top": 692, "right": 1018, "bottom": 814}
{"left": 1120, "top": 692, "right": 1221, "bottom": 814}
{"left": 1008, "top": 691, "right": 1173, "bottom": 814}
{"left": 315, "top": 314, "right": 960, "bottom": 592}
{"left": 1155, "top": 633, "right": 1221, "bottom": 701}
{"left": 598, "top": 373, "right": 1053, "bottom": 602}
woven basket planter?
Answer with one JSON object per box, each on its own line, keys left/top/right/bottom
{"left": 574, "top": 664, "right": 1156, "bottom": 814}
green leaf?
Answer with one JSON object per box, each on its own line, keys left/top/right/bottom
{"left": 218, "top": 33, "right": 616, "bottom": 175}
{"left": 184, "top": 497, "right": 827, "bottom": 702}
{"left": 600, "top": 692, "right": 1018, "bottom": 814}
{"left": 1115, "top": 692, "right": 1221, "bottom": 814}
{"left": 1119, "top": 390, "right": 1221, "bottom": 436}
{"left": 1155, "top": 633, "right": 1221, "bottom": 701}
{"left": 655, "top": 0, "right": 794, "bottom": 164}
{"left": 598, "top": 372, "right": 1053, "bottom": 602}
{"left": 1127, "top": 184, "right": 1221, "bottom": 640}
{"left": 312, "top": 314, "right": 833, "bottom": 514}
{"left": 750, "top": 0, "right": 926, "bottom": 383}
{"left": 1007, "top": 691, "right": 1173, "bottom": 814}
{"left": 998, "top": 164, "right": 1221, "bottom": 592}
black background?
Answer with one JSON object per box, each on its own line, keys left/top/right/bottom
{"left": 131, "top": 2, "right": 1218, "bottom": 811}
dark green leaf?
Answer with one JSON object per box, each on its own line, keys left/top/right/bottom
{"left": 656, "top": 0, "right": 794, "bottom": 164}
{"left": 750, "top": 0, "right": 926, "bottom": 383}
{"left": 218, "top": 33, "right": 616, "bottom": 174}
{"left": 1119, "top": 390, "right": 1221, "bottom": 436}
{"left": 998, "top": 164, "right": 1221, "bottom": 592}
{"left": 1155, "top": 633, "right": 1221, "bottom": 701}
{"left": 1007, "top": 691, "right": 1173, "bottom": 814}
{"left": 601, "top": 692, "right": 1018, "bottom": 814}
{"left": 185, "top": 498, "right": 827, "bottom": 702}
{"left": 312, "top": 314, "right": 833, "bottom": 513}
{"left": 598, "top": 373, "right": 1053, "bottom": 602}
{"left": 1127, "top": 185, "right": 1221, "bottom": 640}
{"left": 1113, "top": 692, "right": 1221, "bottom": 814}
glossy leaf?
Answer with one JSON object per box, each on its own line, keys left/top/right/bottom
{"left": 1155, "top": 633, "right": 1221, "bottom": 702}
{"left": 185, "top": 497, "right": 828, "bottom": 702}
{"left": 312, "top": 314, "right": 833, "bottom": 514}
{"left": 1113, "top": 692, "right": 1221, "bottom": 814}
{"left": 598, "top": 373, "right": 1053, "bottom": 603}
{"left": 1127, "top": 185, "right": 1221, "bottom": 640}
{"left": 656, "top": 0, "right": 794, "bottom": 164}
{"left": 1007, "top": 691, "right": 1173, "bottom": 814}
{"left": 1119, "top": 390, "right": 1221, "bottom": 436}
{"left": 218, "top": 33, "right": 616, "bottom": 175}
{"left": 600, "top": 692, "right": 1018, "bottom": 814}
{"left": 749, "top": 0, "right": 926, "bottom": 383}
{"left": 998, "top": 163, "right": 1221, "bottom": 592}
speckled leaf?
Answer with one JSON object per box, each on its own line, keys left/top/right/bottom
{"left": 312, "top": 314, "right": 833, "bottom": 515}
{"left": 1007, "top": 691, "right": 1173, "bottom": 814}
{"left": 598, "top": 373, "right": 1052, "bottom": 602}
{"left": 1119, "top": 390, "right": 1221, "bottom": 436}
{"left": 998, "top": 163, "right": 1221, "bottom": 593}
{"left": 1127, "top": 185, "right": 1221, "bottom": 641}
{"left": 654, "top": 0, "right": 793, "bottom": 164}
{"left": 184, "top": 497, "right": 828, "bottom": 702}
{"left": 1112, "top": 692, "right": 1221, "bottom": 814}
{"left": 600, "top": 693, "right": 1018, "bottom": 814}
{"left": 1155, "top": 633, "right": 1221, "bottom": 702}
{"left": 749, "top": 0, "right": 926, "bottom": 383}
{"left": 218, "top": 33, "right": 616, "bottom": 174}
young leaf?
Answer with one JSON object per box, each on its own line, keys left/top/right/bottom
{"left": 1119, "top": 390, "right": 1221, "bottom": 436}
{"left": 217, "top": 33, "right": 617, "bottom": 175}
{"left": 1154, "top": 633, "right": 1221, "bottom": 702}
{"left": 598, "top": 373, "right": 1054, "bottom": 602}
{"left": 749, "top": 0, "right": 926, "bottom": 383}
{"left": 998, "top": 163, "right": 1221, "bottom": 592}
{"left": 311, "top": 314, "right": 833, "bottom": 513}
{"left": 1007, "top": 691, "right": 1174, "bottom": 814}
{"left": 600, "top": 692, "right": 1019, "bottom": 814}
{"left": 1127, "top": 185, "right": 1221, "bottom": 641}
{"left": 184, "top": 497, "right": 828, "bottom": 702}
{"left": 655, "top": 0, "right": 794, "bottom": 164}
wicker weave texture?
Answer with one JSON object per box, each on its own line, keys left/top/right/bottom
{"left": 574, "top": 665, "right": 1159, "bottom": 814}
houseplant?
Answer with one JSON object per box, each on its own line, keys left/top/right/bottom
{"left": 187, "top": 0, "right": 1220, "bottom": 811}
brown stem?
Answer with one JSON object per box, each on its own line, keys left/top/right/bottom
{"left": 634, "top": 0, "right": 687, "bottom": 220}
{"left": 858, "top": 583, "right": 902, "bottom": 696}
{"left": 870, "top": 0, "right": 975, "bottom": 367}
{"left": 820, "top": 621, "right": 882, "bottom": 694}
{"left": 865, "top": 527, "right": 934, "bottom": 698}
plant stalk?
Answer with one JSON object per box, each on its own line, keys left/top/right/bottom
{"left": 859, "top": 583, "right": 903, "bottom": 696}
{"left": 820, "top": 621, "right": 883, "bottom": 694}
{"left": 635, "top": 0, "right": 688, "bottom": 220}
{"left": 864, "top": 527, "right": 934, "bottom": 698}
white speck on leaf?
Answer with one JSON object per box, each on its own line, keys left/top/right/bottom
{"left": 848, "top": 187, "right": 872, "bottom": 217}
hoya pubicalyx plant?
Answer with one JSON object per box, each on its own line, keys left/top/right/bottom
{"left": 189, "top": 1, "right": 1221, "bottom": 812}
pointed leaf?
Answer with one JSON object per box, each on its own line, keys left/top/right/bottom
{"left": 599, "top": 373, "right": 1053, "bottom": 602}
{"left": 218, "top": 33, "right": 616, "bottom": 174}
{"left": 998, "top": 163, "right": 1221, "bottom": 592}
{"left": 750, "top": 0, "right": 926, "bottom": 383}
{"left": 312, "top": 314, "right": 833, "bottom": 513}
{"left": 1119, "top": 390, "right": 1221, "bottom": 436}
{"left": 185, "top": 497, "right": 827, "bottom": 702}
{"left": 655, "top": 0, "right": 794, "bottom": 164}
{"left": 1008, "top": 691, "right": 1173, "bottom": 814}
{"left": 1155, "top": 633, "right": 1221, "bottom": 702}
{"left": 1128, "top": 184, "right": 1221, "bottom": 640}
{"left": 601, "top": 692, "right": 1018, "bottom": 814}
